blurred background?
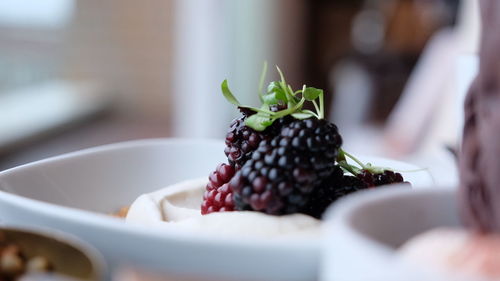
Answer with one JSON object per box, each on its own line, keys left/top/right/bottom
{"left": 0, "top": 0, "right": 479, "bottom": 186}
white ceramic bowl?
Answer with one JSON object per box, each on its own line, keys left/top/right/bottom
{"left": 321, "top": 186, "right": 472, "bottom": 281}
{"left": 0, "top": 138, "right": 432, "bottom": 281}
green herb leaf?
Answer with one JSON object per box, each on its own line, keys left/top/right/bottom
{"left": 291, "top": 112, "right": 314, "bottom": 119}
{"left": 267, "top": 81, "right": 286, "bottom": 97}
{"left": 262, "top": 93, "right": 279, "bottom": 105}
{"left": 263, "top": 81, "right": 287, "bottom": 105}
{"left": 260, "top": 104, "right": 270, "bottom": 111}
{"left": 245, "top": 113, "right": 273, "bottom": 131}
{"left": 239, "top": 105, "right": 273, "bottom": 115}
{"left": 221, "top": 80, "right": 241, "bottom": 106}
{"left": 264, "top": 94, "right": 286, "bottom": 106}
{"left": 267, "top": 81, "right": 280, "bottom": 94}
{"left": 303, "top": 87, "right": 323, "bottom": 101}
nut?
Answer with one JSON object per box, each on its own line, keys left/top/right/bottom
{"left": 2, "top": 245, "right": 20, "bottom": 256}
{"left": 26, "top": 256, "right": 52, "bottom": 272}
{"left": 0, "top": 250, "right": 24, "bottom": 275}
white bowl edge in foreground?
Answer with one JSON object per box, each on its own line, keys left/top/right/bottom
{"left": 321, "top": 186, "right": 469, "bottom": 281}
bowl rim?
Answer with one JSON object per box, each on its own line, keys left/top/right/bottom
{"left": 0, "top": 138, "right": 318, "bottom": 251}
{"left": 0, "top": 138, "right": 224, "bottom": 176}
{"left": 0, "top": 138, "right": 432, "bottom": 251}
{"left": 323, "top": 186, "right": 457, "bottom": 254}
{"left": 0, "top": 224, "right": 106, "bottom": 280}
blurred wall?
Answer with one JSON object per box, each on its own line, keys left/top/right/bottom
{"left": 171, "top": 0, "right": 307, "bottom": 138}
{"left": 61, "top": 0, "right": 307, "bottom": 139}
{"left": 62, "top": 0, "right": 174, "bottom": 121}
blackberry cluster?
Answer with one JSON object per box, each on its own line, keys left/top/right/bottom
{"left": 201, "top": 163, "right": 236, "bottom": 214}
{"left": 229, "top": 118, "right": 342, "bottom": 215}
{"left": 204, "top": 71, "right": 410, "bottom": 217}
{"left": 357, "top": 170, "right": 405, "bottom": 187}
{"left": 224, "top": 107, "right": 290, "bottom": 170}
{"left": 205, "top": 107, "right": 292, "bottom": 215}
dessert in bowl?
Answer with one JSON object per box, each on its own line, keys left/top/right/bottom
{"left": 125, "top": 157, "right": 432, "bottom": 240}
{"left": 124, "top": 67, "right": 432, "bottom": 240}
{"left": 0, "top": 68, "right": 432, "bottom": 281}
{"left": 0, "top": 138, "right": 431, "bottom": 281}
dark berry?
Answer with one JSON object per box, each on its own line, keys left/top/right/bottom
{"left": 229, "top": 118, "right": 342, "bottom": 215}
{"left": 303, "top": 166, "right": 367, "bottom": 219}
{"left": 357, "top": 170, "right": 406, "bottom": 187}
{"left": 224, "top": 112, "right": 292, "bottom": 170}
{"left": 202, "top": 163, "right": 236, "bottom": 214}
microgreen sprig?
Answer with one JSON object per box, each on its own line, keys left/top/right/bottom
{"left": 337, "top": 148, "right": 389, "bottom": 176}
{"left": 336, "top": 148, "right": 425, "bottom": 176}
{"left": 221, "top": 65, "right": 326, "bottom": 131}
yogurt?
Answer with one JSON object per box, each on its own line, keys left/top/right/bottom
{"left": 126, "top": 178, "right": 321, "bottom": 239}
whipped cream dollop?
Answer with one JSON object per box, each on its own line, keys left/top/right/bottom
{"left": 126, "top": 178, "right": 321, "bottom": 239}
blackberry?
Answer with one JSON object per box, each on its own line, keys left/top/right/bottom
{"left": 224, "top": 117, "right": 263, "bottom": 169}
{"left": 357, "top": 170, "right": 405, "bottom": 187}
{"left": 201, "top": 163, "right": 236, "bottom": 214}
{"left": 229, "top": 118, "right": 342, "bottom": 215}
{"left": 224, "top": 110, "right": 292, "bottom": 170}
{"left": 303, "top": 166, "right": 367, "bottom": 219}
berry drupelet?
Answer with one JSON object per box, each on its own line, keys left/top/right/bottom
{"left": 201, "top": 163, "right": 236, "bottom": 214}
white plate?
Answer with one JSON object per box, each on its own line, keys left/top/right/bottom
{"left": 321, "top": 187, "right": 468, "bottom": 281}
{"left": 0, "top": 138, "right": 433, "bottom": 281}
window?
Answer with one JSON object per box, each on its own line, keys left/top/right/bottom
{"left": 0, "top": 0, "right": 74, "bottom": 93}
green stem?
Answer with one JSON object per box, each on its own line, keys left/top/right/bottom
{"left": 272, "top": 97, "right": 305, "bottom": 119}
{"left": 283, "top": 84, "right": 296, "bottom": 106}
{"left": 240, "top": 105, "right": 275, "bottom": 115}
{"left": 258, "top": 61, "right": 268, "bottom": 103}
{"left": 276, "top": 66, "right": 296, "bottom": 107}
{"left": 337, "top": 148, "right": 347, "bottom": 162}
{"left": 319, "top": 93, "right": 325, "bottom": 119}
{"left": 340, "top": 148, "right": 366, "bottom": 169}
{"left": 312, "top": 100, "right": 321, "bottom": 117}
{"left": 302, "top": 109, "right": 319, "bottom": 119}
{"left": 338, "top": 160, "right": 360, "bottom": 176}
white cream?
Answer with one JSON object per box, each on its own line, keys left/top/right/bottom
{"left": 126, "top": 178, "right": 321, "bottom": 239}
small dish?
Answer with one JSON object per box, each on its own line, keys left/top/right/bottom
{"left": 0, "top": 225, "right": 105, "bottom": 280}
{"left": 321, "top": 186, "right": 466, "bottom": 281}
